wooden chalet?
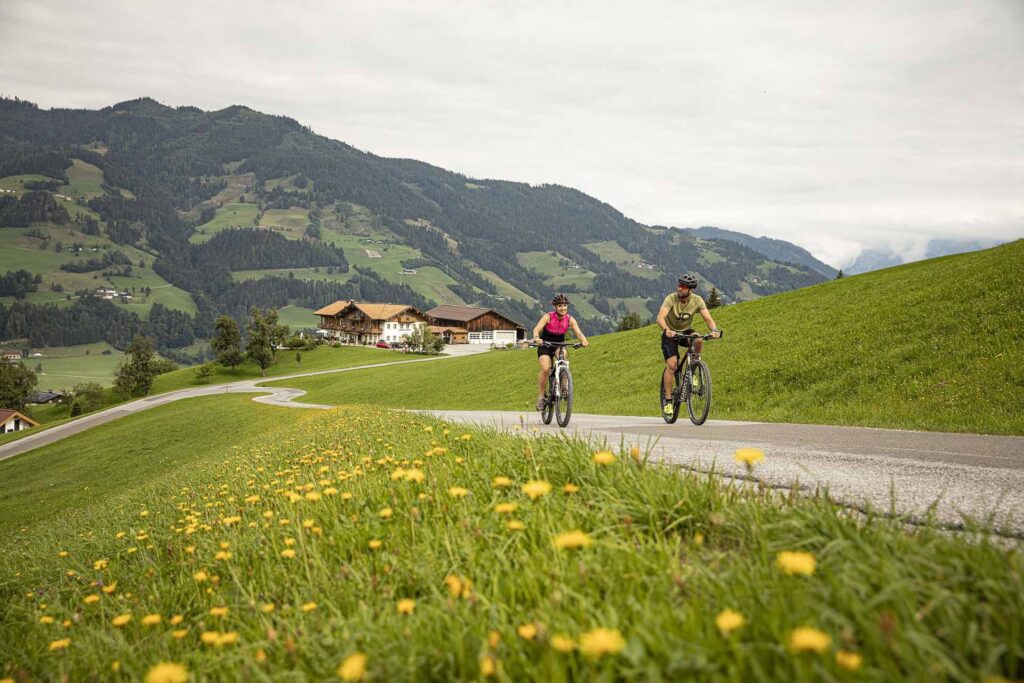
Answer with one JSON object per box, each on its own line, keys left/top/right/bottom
{"left": 0, "top": 408, "right": 39, "bottom": 434}
{"left": 314, "top": 301, "right": 429, "bottom": 345}
{"left": 425, "top": 305, "right": 525, "bottom": 345}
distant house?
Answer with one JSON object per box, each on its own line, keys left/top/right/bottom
{"left": 30, "top": 390, "right": 64, "bottom": 404}
{"left": 314, "top": 300, "right": 429, "bottom": 345}
{"left": 400, "top": 268, "right": 417, "bottom": 275}
{"left": 3, "top": 350, "right": 23, "bottom": 364}
{"left": 426, "top": 305, "right": 525, "bottom": 345}
{"left": 0, "top": 409, "right": 39, "bottom": 433}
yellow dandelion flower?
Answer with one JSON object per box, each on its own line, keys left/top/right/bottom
{"left": 551, "top": 634, "right": 575, "bottom": 652}
{"left": 460, "top": 433, "right": 472, "bottom": 441}
{"left": 788, "top": 627, "right": 831, "bottom": 654}
{"left": 209, "top": 606, "right": 228, "bottom": 618}
{"left": 734, "top": 447, "right": 765, "bottom": 466}
{"left": 324, "top": 487, "right": 338, "bottom": 496}
{"left": 368, "top": 539, "right": 383, "bottom": 550}
{"left": 836, "top": 650, "right": 863, "bottom": 671}
{"left": 378, "top": 507, "right": 393, "bottom": 519}
{"left": 102, "top": 582, "right": 117, "bottom": 594}
{"left": 396, "top": 599, "right": 415, "bottom": 615}
{"left": 522, "top": 480, "right": 552, "bottom": 500}
{"left": 111, "top": 661, "right": 121, "bottom": 672}
{"left": 480, "top": 654, "right": 496, "bottom": 677}
{"left": 338, "top": 652, "right": 368, "bottom": 681}
{"left": 492, "top": 476, "right": 513, "bottom": 488}
{"left": 200, "top": 631, "right": 219, "bottom": 645}
{"left": 494, "top": 502, "right": 518, "bottom": 514}
{"left": 58, "top": 550, "right": 69, "bottom": 557}
{"left": 261, "top": 603, "right": 275, "bottom": 613}
{"left": 341, "top": 492, "right": 353, "bottom": 501}
{"left": 488, "top": 630, "right": 501, "bottom": 648}
{"left": 93, "top": 559, "right": 109, "bottom": 570}
{"left": 552, "top": 530, "right": 593, "bottom": 550}
{"left": 578, "top": 628, "right": 626, "bottom": 659}
{"left": 140, "top": 510, "right": 149, "bottom": 517}
{"left": 142, "top": 614, "right": 162, "bottom": 626}
{"left": 170, "top": 615, "right": 184, "bottom": 625}
{"left": 629, "top": 445, "right": 642, "bottom": 461}
{"left": 84, "top": 594, "right": 100, "bottom": 605}
{"left": 301, "top": 602, "right": 317, "bottom": 612}
{"left": 715, "top": 609, "right": 745, "bottom": 634}
{"left": 305, "top": 492, "right": 321, "bottom": 502}
{"left": 194, "top": 570, "right": 208, "bottom": 582}
{"left": 280, "top": 549, "right": 296, "bottom": 559}
{"left": 48, "top": 638, "right": 71, "bottom": 651}
{"left": 776, "top": 551, "right": 816, "bottom": 576}
{"left": 172, "top": 629, "right": 188, "bottom": 639}
{"left": 404, "top": 468, "right": 425, "bottom": 483}
{"left": 444, "top": 574, "right": 472, "bottom": 598}
{"left": 216, "top": 632, "right": 239, "bottom": 646}
{"left": 694, "top": 532, "right": 705, "bottom": 546}
{"left": 222, "top": 516, "right": 241, "bottom": 526}
{"left": 214, "top": 550, "right": 232, "bottom": 561}
{"left": 563, "top": 483, "right": 579, "bottom": 493}
{"left": 111, "top": 613, "right": 132, "bottom": 627}
{"left": 448, "top": 487, "right": 470, "bottom": 498}
{"left": 423, "top": 426, "right": 433, "bottom": 433}
{"left": 39, "top": 615, "right": 55, "bottom": 624}
{"left": 255, "top": 648, "right": 267, "bottom": 663}
{"left": 506, "top": 520, "right": 525, "bottom": 531}
{"left": 144, "top": 662, "right": 188, "bottom": 683}
{"left": 592, "top": 450, "right": 616, "bottom": 465}
{"left": 517, "top": 623, "right": 538, "bottom": 640}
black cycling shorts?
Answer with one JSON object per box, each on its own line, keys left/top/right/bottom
{"left": 537, "top": 333, "right": 566, "bottom": 358}
{"left": 661, "top": 329, "right": 695, "bottom": 361}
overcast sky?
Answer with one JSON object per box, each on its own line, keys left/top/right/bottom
{"left": 2, "top": 0, "right": 1022, "bottom": 267}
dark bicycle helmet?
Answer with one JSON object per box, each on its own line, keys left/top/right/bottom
{"left": 677, "top": 274, "right": 699, "bottom": 289}
{"left": 551, "top": 293, "right": 570, "bottom": 306}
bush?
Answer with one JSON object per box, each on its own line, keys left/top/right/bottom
{"left": 194, "top": 362, "right": 216, "bottom": 384}
{"left": 150, "top": 358, "right": 178, "bottom": 376}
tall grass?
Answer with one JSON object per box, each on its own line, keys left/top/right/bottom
{"left": 1, "top": 404, "right": 1020, "bottom": 680}
{"left": 276, "top": 241, "right": 1024, "bottom": 434}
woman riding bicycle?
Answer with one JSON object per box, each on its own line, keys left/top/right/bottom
{"left": 657, "top": 274, "right": 721, "bottom": 417}
{"left": 532, "top": 294, "right": 589, "bottom": 411}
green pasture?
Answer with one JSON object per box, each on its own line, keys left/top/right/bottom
{"left": 230, "top": 267, "right": 356, "bottom": 285}
{"left": 275, "top": 305, "right": 318, "bottom": 328}
{"left": 27, "top": 342, "right": 125, "bottom": 388}
{"left": 264, "top": 175, "right": 313, "bottom": 193}
{"left": 469, "top": 266, "right": 536, "bottom": 305}
{"left": 582, "top": 240, "right": 663, "bottom": 280}
{"left": 277, "top": 241, "right": 1024, "bottom": 434}
{"left": 609, "top": 296, "right": 655, "bottom": 319}
{"left": 190, "top": 203, "right": 260, "bottom": 243}
{"left": 516, "top": 250, "right": 577, "bottom": 277}
{"left": 0, "top": 404, "right": 1019, "bottom": 680}
{"left": 259, "top": 207, "right": 310, "bottom": 238}
{"left": 60, "top": 159, "right": 106, "bottom": 200}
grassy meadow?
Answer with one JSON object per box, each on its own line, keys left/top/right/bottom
{"left": 274, "top": 241, "right": 1024, "bottom": 435}
{"left": 0, "top": 402, "right": 1021, "bottom": 681}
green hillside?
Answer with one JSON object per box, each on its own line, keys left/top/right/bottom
{"left": 0, "top": 401, "right": 1019, "bottom": 680}
{"left": 274, "top": 241, "right": 1024, "bottom": 434}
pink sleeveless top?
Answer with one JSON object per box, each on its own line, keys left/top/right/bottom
{"left": 544, "top": 311, "right": 571, "bottom": 335}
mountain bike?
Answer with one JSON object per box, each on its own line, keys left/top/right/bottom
{"left": 532, "top": 341, "right": 583, "bottom": 427}
{"left": 660, "top": 331, "right": 722, "bottom": 425}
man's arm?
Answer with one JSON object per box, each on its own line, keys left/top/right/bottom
{"left": 656, "top": 306, "right": 673, "bottom": 336}
{"left": 569, "top": 318, "right": 589, "bottom": 347}
{"left": 699, "top": 308, "right": 721, "bottom": 338}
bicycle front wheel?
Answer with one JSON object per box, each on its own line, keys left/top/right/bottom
{"left": 541, "top": 373, "right": 555, "bottom": 424}
{"left": 555, "top": 368, "right": 574, "bottom": 427}
{"left": 686, "top": 360, "right": 712, "bottom": 425}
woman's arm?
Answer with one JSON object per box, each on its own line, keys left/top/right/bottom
{"left": 532, "top": 314, "right": 550, "bottom": 342}
{"left": 570, "top": 317, "right": 589, "bottom": 347}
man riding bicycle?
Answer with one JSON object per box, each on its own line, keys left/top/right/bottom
{"left": 532, "top": 294, "right": 589, "bottom": 411}
{"left": 657, "top": 274, "right": 721, "bottom": 416}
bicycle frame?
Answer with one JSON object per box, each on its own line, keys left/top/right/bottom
{"left": 550, "top": 347, "right": 570, "bottom": 398}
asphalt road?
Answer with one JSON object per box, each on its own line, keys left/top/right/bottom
{"left": 419, "top": 410, "right": 1024, "bottom": 535}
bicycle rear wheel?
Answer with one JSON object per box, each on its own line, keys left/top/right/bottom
{"left": 660, "top": 370, "right": 680, "bottom": 424}
{"left": 555, "top": 368, "right": 574, "bottom": 427}
{"left": 686, "top": 360, "right": 712, "bottom": 425}
{"left": 541, "top": 373, "right": 555, "bottom": 424}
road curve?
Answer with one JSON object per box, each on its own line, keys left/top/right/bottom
{"left": 418, "top": 410, "right": 1024, "bottom": 536}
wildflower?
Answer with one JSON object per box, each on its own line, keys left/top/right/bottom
{"left": 553, "top": 530, "right": 593, "bottom": 550}
{"left": 145, "top": 662, "right": 188, "bottom": 683}
{"left": 142, "top": 614, "right": 163, "bottom": 626}
{"left": 170, "top": 615, "right": 184, "bottom": 625}
{"left": 222, "top": 516, "right": 242, "bottom": 526}
{"left": 140, "top": 510, "right": 149, "bottom": 517}
{"left": 305, "top": 492, "right": 321, "bottom": 502}
{"left": 488, "top": 630, "right": 501, "bottom": 648}
{"left": 111, "top": 613, "right": 132, "bottom": 627}
{"left": 280, "top": 549, "right": 296, "bottom": 559}
{"left": 403, "top": 469, "right": 425, "bottom": 483}
{"left": 444, "top": 575, "right": 472, "bottom": 599}
{"left": 788, "top": 627, "right": 831, "bottom": 654}
{"left": 217, "top": 632, "right": 239, "bottom": 646}
{"left": 255, "top": 648, "right": 268, "bottom": 663}
{"left": 102, "top": 582, "right": 117, "bottom": 594}
{"left": 448, "top": 487, "right": 470, "bottom": 498}
{"left": 301, "top": 602, "right": 317, "bottom": 612}
{"left": 630, "top": 446, "right": 642, "bottom": 461}
{"left": 494, "top": 503, "right": 518, "bottom": 514}
{"left": 506, "top": 520, "right": 525, "bottom": 531}
{"left": 338, "top": 652, "right": 368, "bottom": 681}
{"left": 214, "top": 550, "right": 232, "bottom": 561}
{"left": 93, "top": 559, "right": 109, "bottom": 570}
{"left": 48, "top": 638, "right": 71, "bottom": 651}
{"left": 39, "top": 615, "right": 55, "bottom": 624}
{"left": 59, "top": 550, "right": 69, "bottom": 557}
{"left": 578, "top": 627, "right": 626, "bottom": 659}
{"left": 194, "top": 571, "right": 208, "bottom": 582}
{"left": 776, "top": 551, "right": 816, "bottom": 576}
{"left": 592, "top": 450, "right": 616, "bottom": 465}
{"left": 112, "top": 661, "right": 121, "bottom": 672}
{"left": 734, "top": 447, "right": 765, "bottom": 467}
{"left": 209, "top": 606, "right": 228, "bottom": 618}
{"left": 522, "top": 480, "right": 552, "bottom": 500}
{"left": 423, "top": 425, "right": 433, "bottom": 433}
{"left": 261, "top": 603, "right": 276, "bottom": 613}
{"left": 492, "top": 476, "right": 513, "bottom": 488}
{"left": 397, "top": 599, "right": 415, "bottom": 615}
{"left": 83, "top": 595, "right": 100, "bottom": 605}
{"left": 563, "top": 483, "right": 579, "bottom": 494}
{"left": 378, "top": 507, "right": 393, "bottom": 519}
{"left": 715, "top": 609, "right": 745, "bottom": 634}
{"left": 172, "top": 629, "right": 188, "bottom": 639}
{"left": 517, "top": 623, "right": 538, "bottom": 640}
{"left": 460, "top": 433, "right": 472, "bottom": 441}
{"left": 368, "top": 539, "right": 383, "bottom": 550}
{"left": 551, "top": 634, "right": 575, "bottom": 652}
{"left": 836, "top": 650, "right": 863, "bottom": 670}
{"left": 480, "top": 654, "right": 496, "bottom": 677}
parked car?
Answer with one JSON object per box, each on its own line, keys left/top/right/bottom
{"left": 375, "top": 341, "right": 391, "bottom": 349}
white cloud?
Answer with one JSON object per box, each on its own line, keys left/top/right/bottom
{"left": 1, "top": 0, "right": 1021, "bottom": 267}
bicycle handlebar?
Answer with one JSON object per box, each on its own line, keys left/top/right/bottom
{"left": 527, "top": 341, "right": 584, "bottom": 349}
{"left": 667, "top": 330, "right": 724, "bottom": 341}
